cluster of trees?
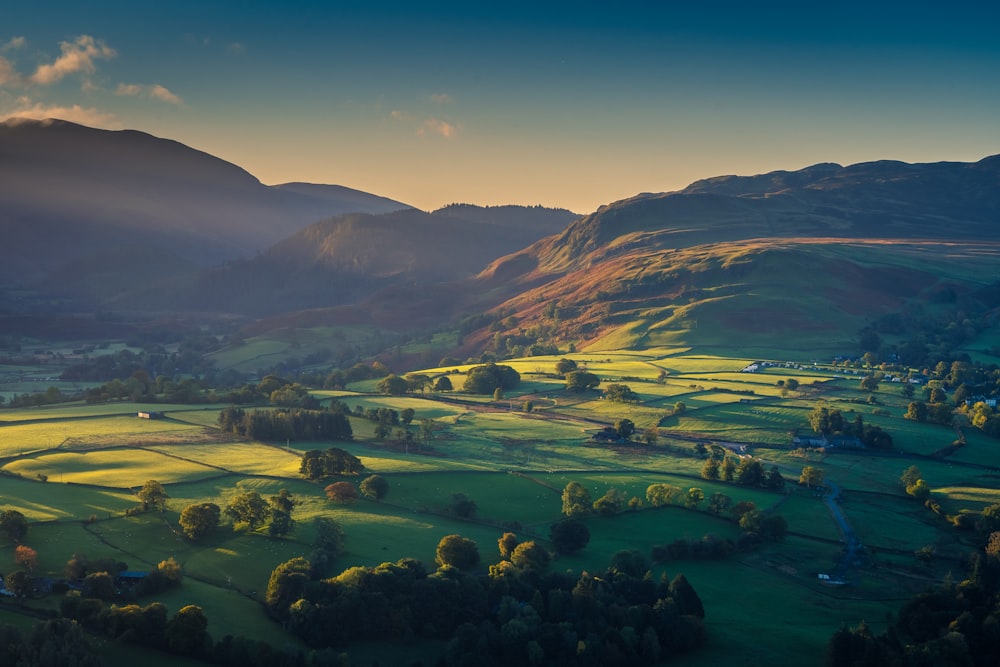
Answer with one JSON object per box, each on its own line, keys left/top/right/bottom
{"left": 827, "top": 544, "right": 1000, "bottom": 666}
{"left": 218, "top": 405, "right": 352, "bottom": 442}
{"left": 323, "top": 475, "right": 389, "bottom": 506}
{"left": 0, "top": 619, "right": 100, "bottom": 666}
{"left": 604, "top": 383, "right": 640, "bottom": 403}
{"left": 463, "top": 363, "right": 521, "bottom": 394}
{"left": 561, "top": 481, "right": 643, "bottom": 517}
{"left": 299, "top": 447, "right": 364, "bottom": 480}
{"left": 265, "top": 536, "right": 707, "bottom": 665}
{"left": 176, "top": 489, "right": 300, "bottom": 540}
{"left": 808, "top": 406, "right": 893, "bottom": 448}
{"left": 700, "top": 454, "right": 786, "bottom": 491}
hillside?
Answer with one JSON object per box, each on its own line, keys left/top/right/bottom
{"left": 0, "top": 118, "right": 410, "bottom": 288}
{"left": 461, "top": 155, "right": 1000, "bottom": 358}
{"left": 115, "top": 204, "right": 580, "bottom": 317}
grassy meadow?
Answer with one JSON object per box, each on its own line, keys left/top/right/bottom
{"left": 0, "top": 348, "right": 997, "bottom": 666}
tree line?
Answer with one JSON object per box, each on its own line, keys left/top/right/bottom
{"left": 265, "top": 533, "right": 707, "bottom": 665}
{"left": 217, "top": 405, "right": 352, "bottom": 442}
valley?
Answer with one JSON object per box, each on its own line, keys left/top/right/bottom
{"left": 1, "top": 346, "right": 996, "bottom": 665}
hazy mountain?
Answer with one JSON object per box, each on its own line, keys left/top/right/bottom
{"left": 456, "top": 155, "right": 1000, "bottom": 356}
{"left": 117, "top": 204, "right": 580, "bottom": 316}
{"left": 0, "top": 118, "right": 411, "bottom": 287}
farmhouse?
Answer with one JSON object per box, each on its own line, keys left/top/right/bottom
{"left": 137, "top": 411, "right": 163, "bottom": 419}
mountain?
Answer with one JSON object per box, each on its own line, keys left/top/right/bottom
{"left": 0, "top": 118, "right": 411, "bottom": 287}
{"left": 114, "top": 204, "right": 580, "bottom": 317}
{"left": 458, "top": 155, "right": 1000, "bottom": 357}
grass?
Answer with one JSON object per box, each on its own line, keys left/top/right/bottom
{"left": 1, "top": 347, "right": 998, "bottom": 666}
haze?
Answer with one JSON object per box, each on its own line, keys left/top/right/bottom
{"left": 2, "top": 0, "right": 998, "bottom": 213}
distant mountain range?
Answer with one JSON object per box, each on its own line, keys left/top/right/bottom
{"left": 0, "top": 118, "right": 410, "bottom": 283}
{"left": 4, "top": 116, "right": 999, "bottom": 360}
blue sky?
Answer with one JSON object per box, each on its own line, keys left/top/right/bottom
{"left": 2, "top": 1, "right": 999, "bottom": 212}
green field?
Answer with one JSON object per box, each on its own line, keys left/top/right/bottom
{"left": 0, "top": 349, "right": 998, "bottom": 666}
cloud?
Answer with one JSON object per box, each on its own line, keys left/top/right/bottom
{"left": 429, "top": 93, "right": 453, "bottom": 104}
{"left": 419, "top": 118, "right": 457, "bottom": 138}
{"left": 228, "top": 42, "right": 246, "bottom": 55}
{"left": 30, "top": 35, "right": 116, "bottom": 86}
{"left": 0, "top": 100, "right": 120, "bottom": 128}
{"left": 390, "top": 109, "right": 413, "bottom": 121}
{"left": 116, "top": 82, "right": 184, "bottom": 105}
{"left": 0, "top": 57, "right": 20, "bottom": 86}
{"left": 2, "top": 36, "right": 26, "bottom": 52}
{"left": 149, "top": 84, "right": 182, "bottom": 105}
{"left": 115, "top": 83, "right": 143, "bottom": 96}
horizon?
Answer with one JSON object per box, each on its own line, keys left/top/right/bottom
{"left": 2, "top": 1, "right": 999, "bottom": 213}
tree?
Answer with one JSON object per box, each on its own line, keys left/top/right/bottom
{"left": 720, "top": 457, "right": 737, "bottom": 482}
{"left": 646, "top": 483, "right": 680, "bottom": 507}
{"left": 510, "top": 541, "right": 550, "bottom": 572}
{"left": 82, "top": 571, "right": 116, "bottom": 601}
{"left": 179, "top": 503, "right": 221, "bottom": 541}
{"left": 554, "top": 358, "right": 578, "bottom": 376}
{"left": 860, "top": 376, "right": 880, "bottom": 392}
{"left": 400, "top": 408, "right": 415, "bottom": 425}
{"left": 433, "top": 375, "right": 453, "bottom": 391}
{"left": 905, "top": 401, "right": 928, "bottom": 422}
{"left": 492, "top": 387, "right": 504, "bottom": 401}
{"left": 706, "top": 492, "right": 732, "bottom": 514}
{"left": 610, "top": 549, "right": 648, "bottom": 578}
{"left": 549, "top": 519, "right": 590, "bottom": 555}
{"left": 643, "top": 427, "right": 660, "bottom": 446}
{"left": 615, "top": 418, "right": 635, "bottom": 441}
{"left": 299, "top": 447, "right": 364, "bottom": 479}
{"left": 561, "top": 482, "right": 592, "bottom": 517}
{"left": 604, "top": 383, "right": 638, "bottom": 402}
{"left": 447, "top": 493, "right": 477, "bottom": 518}
{"left": 906, "top": 479, "right": 931, "bottom": 499}
{"left": 165, "top": 605, "right": 210, "bottom": 657}
{"left": 0, "top": 509, "right": 28, "bottom": 543}
{"left": 325, "top": 482, "right": 359, "bottom": 505}
{"left": 498, "top": 532, "right": 520, "bottom": 560}
{"left": 360, "top": 474, "right": 389, "bottom": 502}
{"left": 463, "top": 363, "right": 520, "bottom": 394}
{"left": 435, "top": 534, "right": 480, "bottom": 570}
{"left": 376, "top": 374, "right": 410, "bottom": 395}
{"left": 137, "top": 480, "right": 169, "bottom": 512}
{"left": 685, "top": 487, "right": 705, "bottom": 509}
{"left": 701, "top": 458, "right": 720, "bottom": 480}
{"left": 5, "top": 570, "right": 31, "bottom": 601}
{"left": 902, "top": 466, "right": 926, "bottom": 489}
{"left": 14, "top": 544, "right": 37, "bottom": 571}
{"left": 224, "top": 490, "right": 269, "bottom": 528}
{"left": 592, "top": 488, "right": 625, "bottom": 516}
{"left": 799, "top": 466, "right": 824, "bottom": 488}
{"left": 673, "top": 401, "right": 687, "bottom": 415}
{"left": 266, "top": 557, "right": 312, "bottom": 620}
{"left": 565, "top": 370, "right": 601, "bottom": 392}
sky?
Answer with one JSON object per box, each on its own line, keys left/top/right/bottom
{"left": 2, "top": 1, "right": 999, "bottom": 213}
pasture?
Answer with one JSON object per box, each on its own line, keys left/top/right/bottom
{"left": 0, "top": 348, "right": 997, "bottom": 666}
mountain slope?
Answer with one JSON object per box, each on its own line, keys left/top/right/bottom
{"left": 0, "top": 118, "right": 411, "bottom": 285}
{"left": 460, "top": 155, "right": 1000, "bottom": 357}
{"left": 119, "top": 204, "right": 580, "bottom": 317}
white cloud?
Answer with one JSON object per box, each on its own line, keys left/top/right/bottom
{"left": 0, "top": 57, "right": 20, "bottom": 86}
{"left": 419, "top": 118, "right": 457, "bottom": 138}
{"left": 30, "top": 35, "right": 116, "bottom": 86}
{"left": 0, "top": 101, "right": 120, "bottom": 128}
{"left": 149, "top": 84, "right": 182, "bottom": 105}
{"left": 115, "top": 83, "right": 143, "bottom": 96}
{"left": 429, "top": 93, "right": 453, "bottom": 104}
{"left": 2, "top": 36, "right": 26, "bottom": 52}
{"left": 116, "top": 82, "right": 184, "bottom": 105}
